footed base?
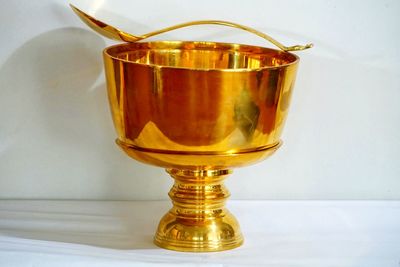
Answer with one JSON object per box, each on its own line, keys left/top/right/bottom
{"left": 154, "top": 210, "right": 243, "bottom": 252}
{"left": 154, "top": 169, "right": 243, "bottom": 252}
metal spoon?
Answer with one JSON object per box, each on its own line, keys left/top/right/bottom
{"left": 70, "top": 4, "right": 312, "bottom": 52}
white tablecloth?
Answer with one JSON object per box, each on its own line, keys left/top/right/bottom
{"left": 0, "top": 200, "right": 398, "bottom": 266}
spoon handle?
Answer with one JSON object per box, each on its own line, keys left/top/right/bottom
{"left": 70, "top": 4, "right": 312, "bottom": 52}
{"left": 142, "top": 20, "right": 313, "bottom": 52}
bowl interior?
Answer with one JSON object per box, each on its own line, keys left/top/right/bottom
{"left": 105, "top": 41, "right": 298, "bottom": 70}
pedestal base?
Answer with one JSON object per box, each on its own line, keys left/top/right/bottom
{"left": 154, "top": 169, "right": 243, "bottom": 252}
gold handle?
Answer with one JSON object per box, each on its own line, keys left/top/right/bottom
{"left": 70, "top": 4, "right": 312, "bottom": 52}
{"left": 142, "top": 20, "right": 313, "bottom": 52}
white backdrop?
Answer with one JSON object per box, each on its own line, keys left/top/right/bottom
{"left": 0, "top": 0, "right": 399, "bottom": 200}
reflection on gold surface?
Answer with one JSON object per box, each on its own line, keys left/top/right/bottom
{"left": 105, "top": 41, "right": 297, "bottom": 154}
{"left": 103, "top": 41, "right": 300, "bottom": 251}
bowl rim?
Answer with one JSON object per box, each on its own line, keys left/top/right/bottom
{"left": 103, "top": 40, "right": 299, "bottom": 72}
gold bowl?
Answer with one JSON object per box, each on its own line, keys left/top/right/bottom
{"left": 103, "top": 40, "right": 299, "bottom": 251}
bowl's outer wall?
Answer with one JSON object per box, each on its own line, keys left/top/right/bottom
{"left": 103, "top": 42, "right": 298, "bottom": 169}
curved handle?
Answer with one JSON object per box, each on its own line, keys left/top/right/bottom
{"left": 70, "top": 4, "right": 312, "bottom": 52}
{"left": 142, "top": 20, "right": 313, "bottom": 52}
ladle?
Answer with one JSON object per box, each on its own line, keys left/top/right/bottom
{"left": 70, "top": 4, "right": 313, "bottom": 52}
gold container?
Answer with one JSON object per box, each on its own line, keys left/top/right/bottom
{"left": 70, "top": 4, "right": 311, "bottom": 252}
{"left": 103, "top": 40, "right": 300, "bottom": 251}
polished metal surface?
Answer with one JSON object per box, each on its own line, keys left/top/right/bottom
{"left": 70, "top": 4, "right": 313, "bottom": 52}
{"left": 103, "top": 40, "right": 300, "bottom": 251}
{"left": 71, "top": 3, "right": 309, "bottom": 252}
{"left": 154, "top": 169, "right": 243, "bottom": 251}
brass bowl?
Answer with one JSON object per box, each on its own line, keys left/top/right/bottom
{"left": 103, "top": 40, "right": 299, "bottom": 251}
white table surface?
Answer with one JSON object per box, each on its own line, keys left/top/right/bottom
{"left": 0, "top": 200, "right": 398, "bottom": 267}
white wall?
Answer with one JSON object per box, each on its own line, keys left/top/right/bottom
{"left": 0, "top": 0, "right": 399, "bottom": 200}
